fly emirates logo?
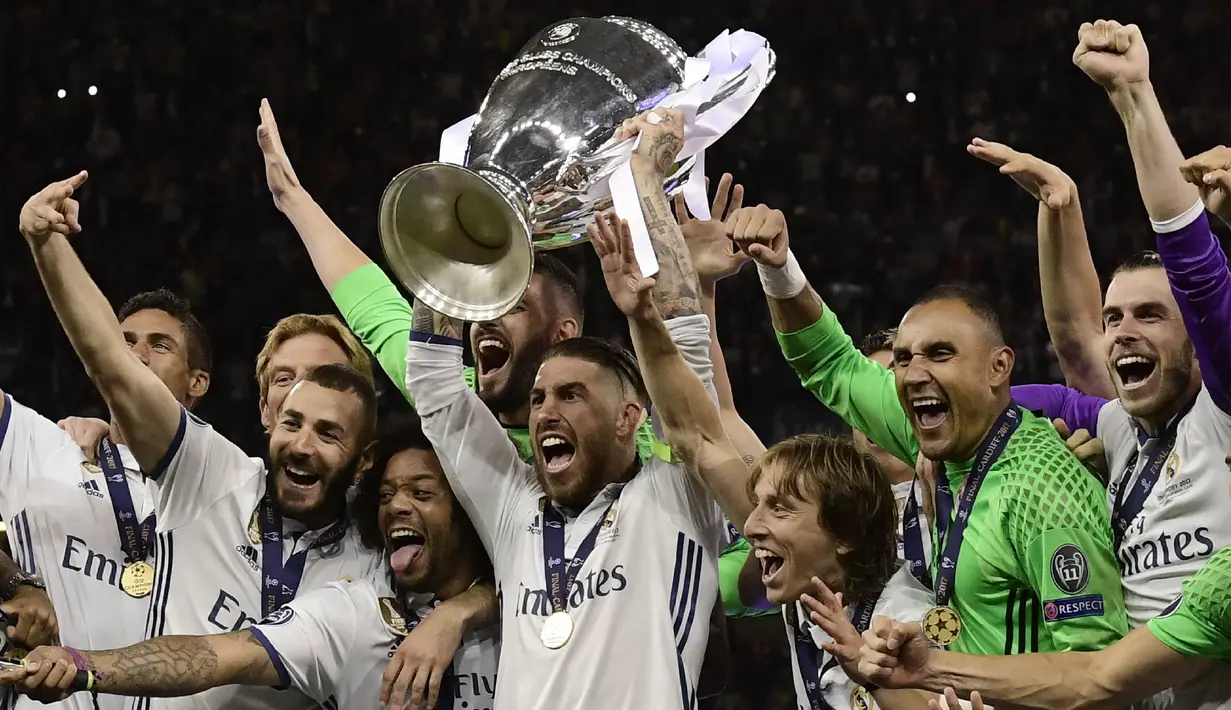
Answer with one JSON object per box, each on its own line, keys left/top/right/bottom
{"left": 513, "top": 564, "right": 629, "bottom": 617}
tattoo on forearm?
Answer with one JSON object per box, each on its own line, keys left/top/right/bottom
{"left": 411, "top": 300, "right": 462, "bottom": 340}
{"left": 88, "top": 632, "right": 270, "bottom": 696}
{"left": 646, "top": 132, "right": 682, "bottom": 176}
{"left": 639, "top": 194, "right": 700, "bottom": 318}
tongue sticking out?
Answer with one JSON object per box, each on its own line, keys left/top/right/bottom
{"left": 390, "top": 543, "right": 423, "bottom": 573}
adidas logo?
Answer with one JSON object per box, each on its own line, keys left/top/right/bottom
{"left": 235, "top": 544, "right": 259, "bottom": 572}
{"left": 78, "top": 480, "right": 104, "bottom": 499}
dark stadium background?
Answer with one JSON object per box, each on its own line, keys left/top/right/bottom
{"left": 1, "top": 1, "right": 1227, "bottom": 707}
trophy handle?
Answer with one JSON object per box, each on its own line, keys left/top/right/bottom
{"left": 378, "top": 163, "right": 535, "bottom": 322}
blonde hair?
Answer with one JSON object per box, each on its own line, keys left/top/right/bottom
{"left": 255, "top": 314, "right": 373, "bottom": 400}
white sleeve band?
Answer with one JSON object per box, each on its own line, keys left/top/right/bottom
{"left": 1150, "top": 199, "right": 1205, "bottom": 234}
{"left": 756, "top": 250, "right": 807, "bottom": 299}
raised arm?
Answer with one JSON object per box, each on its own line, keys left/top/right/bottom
{"left": 589, "top": 215, "right": 752, "bottom": 526}
{"left": 727, "top": 205, "right": 917, "bottom": 466}
{"left": 18, "top": 174, "right": 182, "bottom": 475}
{"left": 1077, "top": 23, "right": 1231, "bottom": 409}
{"left": 966, "top": 140, "right": 1112, "bottom": 397}
{"left": 404, "top": 302, "right": 531, "bottom": 555}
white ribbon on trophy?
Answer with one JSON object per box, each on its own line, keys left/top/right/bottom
{"left": 438, "top": 28, "right": 773, "bottom": 279}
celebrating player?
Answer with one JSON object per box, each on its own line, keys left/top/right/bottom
{"left": 1, "top": 411, "right": 498, "bottom": 710}
{"left": 405, "top": 107, "right": 727, "bottom": 708}
{"left": 730, "top": 203, "right": 1128, "bottom": 656}
{"left": 590, "top": 211, "right": 934, "bottom": 710}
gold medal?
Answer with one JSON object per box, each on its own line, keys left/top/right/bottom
{"left": 540, "top": 610, "right": 574, "bottom": 649}
{"left": 120, "top": 561, "right": 155, "bottom": 598}
{"left": 922, "top": 605, "right": 962, "bottom": 647}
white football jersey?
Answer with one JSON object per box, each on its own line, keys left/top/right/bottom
{"left": 784, "top": 565, "right": 932, "bottom": 710}
{"left": 134, "top": 408, "right": 381, "bottom": 710}
{"left": 406, "top": 336, "right": 726, "bottom": 710}
{"left": 1098, "top": 386, "right": 1231, "bottom": 710}
{"left": 250, "top": 567, "right": 499, "bottom": 709}
{"left": 0, "top": 394, "right": 155, "bottom": 710}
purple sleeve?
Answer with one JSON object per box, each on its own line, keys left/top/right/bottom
{"left": 1011, "top": 384, "right": 1107, "bottom": 434}
{"left": 1156, "top": 211, "right": 1231, "bottom": 412}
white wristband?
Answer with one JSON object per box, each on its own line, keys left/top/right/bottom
{"left": 756, "top": 250, "right": 807, "bottom": 299}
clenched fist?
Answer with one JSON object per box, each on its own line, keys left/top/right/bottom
{"left": 18, "top": 172, "right": 89, "bottom": 244}
{"left": 1179, "top": 146, "right": 1231, "bottom": 228}
{"left": 1073, "top": 20, "right": 1149, "bottom": 92}
{"left": 724, "top": 205, "right": 789, "bottom": 268}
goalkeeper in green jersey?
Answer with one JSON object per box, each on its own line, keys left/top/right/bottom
{"left": 728, "top": 203, "right": 1128, "bottom": 656}
{"left": 857, "top": 542, "right": 1231, "bottom": 710}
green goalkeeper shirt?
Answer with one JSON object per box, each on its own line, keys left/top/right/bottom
{"left": 776, "top": 307, "right": 1128, "bottom": 655}
{"left": 1148, "top": 545, "right": 1231, "bottom": 662}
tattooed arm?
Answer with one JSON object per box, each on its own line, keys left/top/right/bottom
{"left": 409, "top": 303, "right": 463, "bottom": 342}
{"left": 622, "top": 108, "right": 702, "bottom": 319}
{"left": 6, "top": 632, "right": 277, "bottom": 699}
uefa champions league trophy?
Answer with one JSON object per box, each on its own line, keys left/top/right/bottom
{"left": 378, "top": 16, "right": 774, "bottom": 321}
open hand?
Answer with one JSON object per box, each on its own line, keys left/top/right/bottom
{"left": 725, "top": 205, "right": 788, "bottom": 268}
{"left": 858, "top": 617, "right": 932, "bottom": 690}
{"left": 967, "top": 139, "right": 1075, "bottom": 210}
{"left": 617, "top": 108, "right": 685, "bottom": 179}
{"left": 1073, "top": 20, "right": 1149, "bottom": 92}
{"left": 800, "top": 577, "right": 867, "bottom": 684}
{"left": 56, "top": 417, "right": 110, "bottom": 464}
{"left": 257, "top": 98, "right": 305, "bottom": 211}
{"left": 19, "top": 172, "right": 89, "bottom": 244}
{"left": 930, "top": 688, "right": 987, "bottom": 710}
{"left": 1179, "top": 146, "right": 1231, "bottom": 228}
{"left": 674, "top": 173, "right": 750, "bottom": 286}
{"left": 588, "top": 211, "right": 656, "bottom": 319}
{"left": 381, "top": 607, "right": 465, "bottom": 710}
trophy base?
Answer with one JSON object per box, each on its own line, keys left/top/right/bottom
{"left": 378, "top": 162, "right": 534, "bottom": 322}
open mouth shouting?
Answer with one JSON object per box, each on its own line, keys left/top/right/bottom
{"left": 909, "top": 395, "right": 951, "bottom": 430}
{"left": 388, "top": 526, "right": 427, "bottom": 573}
{"left": 475, "top": 333, "right": 511, "bottom": 383}
{"left": 283, "top": 463, "right": 322, "bottom": 491}
{"left": 538, "top": 432, "right": 577, "bottom": 475}
{"left": 753, "top": 546, "right": 785, "bottom": 587}
{"left": 1114, "top": 353, "right": 1158, "bottom": 392}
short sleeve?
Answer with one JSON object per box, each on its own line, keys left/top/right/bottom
{"left": 999, "top": 425, "right": 1129, "bottom": 651}
{"left": 0, "top": 394, "right": 76, "bottom": 509}
{"left": 1147, "top": 549, "right": 1231, "bottom": 662}
{"left": 647, "top": 457, "right": 725, "bottom": 553}
{"left": 149, "top": 409, "right": 263, "bottom": 530}
{"left": 247, "top": 582, "right": 361, "bottom": 701}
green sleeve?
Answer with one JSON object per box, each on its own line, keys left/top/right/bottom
{"left": 776, "top": 309, "right": 917, "bottom": 466}
{"left": 718, "top": 537, "right": 777, "bottom": 618}
{"left": 635, "top": 417, "right": 674, "bottom": 462}
{"left": 1000, "top": 426, "right": 1129, "bottom": 651}
{"left": 1147, "top": 547, "right": 1231, "bottom": 662}
{"left": 330, "top": 263, "right": 476, "bottom": 403}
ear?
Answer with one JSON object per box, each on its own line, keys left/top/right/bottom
{"left": 259, "top": 396, "right": 273, "bottom": 433}
{"left": 616, "top": 402, "right": 643, "bottom": 439}
{"left": 553, "top": 317, "right": 580, "bottom": 344}
{"left": 186, "top": 369, "right": 211, "bottom": 403}
{"left": 988, "top": 345, "right": 1015, "bottom": 387}
{"left": 353, "top": 440, "right": 378, "bottom": 483}
{"left": 834, "top": 541, "right": 854, "bottom": 556}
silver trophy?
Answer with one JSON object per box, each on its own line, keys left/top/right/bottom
{"left": 378, "top": 17, "right": 774, "bottom": 321}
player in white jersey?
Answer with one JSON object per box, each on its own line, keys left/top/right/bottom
{"left": 6, "top": 175, "right": 219, "bottom": 710}
{"left": 3, "top": 411, "right": 500, "bottom": 710}
{"left": 591, "top": 208, "right": 934, "bottom": 710}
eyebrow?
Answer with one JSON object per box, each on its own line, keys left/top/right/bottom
{"left": 1102, "top": 301, "right": 1167, "bottom": 318}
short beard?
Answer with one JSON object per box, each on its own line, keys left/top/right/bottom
{"left": 268, "top": 457, "right": 357, "bottom": 524}
{"left": 479, "top": 341, "right": 550, "bottom": 418}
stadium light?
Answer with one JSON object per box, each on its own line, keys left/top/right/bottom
{"left": 906, "top": 92, "right": 917, "bottom": 103}
{"left": 88, "top": 85, "right": 98, "bottom": 96}
{"left": 57, "top": 89, "right": 66, "bottom": 99}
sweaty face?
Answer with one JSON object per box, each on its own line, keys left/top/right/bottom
{"left": 743, "top": 463, "right": 846, "bottom": 605}
{"left": 471, "top": 276, "right": 559, "bottom": 416}
{"left": 268, "top": 381, "right": 366, "bottom": 527}
{"left": 893, "top": 300, "right": 1012, "bottom": 461}
{"left": 852, "top": 350, "right": 916, "bottom": 485}
{"left": 529, "top": 356, "right": 638, "bottom": 508}
{"left": 379, "top": 448, "right": 468, "bottom": 593}
{"left": 261, "top": 333, "right": 352, "bottom": 430}
{"left": 1102, "top": 269, "right": 1197, "bottom": 422}
{"left": 120, "top": 309, "right": 197, "bottom": 405}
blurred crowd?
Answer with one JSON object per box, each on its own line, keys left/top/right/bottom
{"left": 1, "top": 1, "right": 1226, "bottom": 707}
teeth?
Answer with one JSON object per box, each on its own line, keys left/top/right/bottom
{"left": 478, "top": 339, "right": 507, "bottom": 351}
{"left": 913, "top": 397, "right": 944, "bottom": 408}
{"left": 1117, "top": 356, "right": 1153, "bottom": 367}
{"left": 286, "top": 466, "right": 316, "bottom": 479}
{"left": 542, "top": 436, "right": 566, "bottom": 447}
{"left": 390, "top": 530, "right": 420, "bottom": 540}
{"left": 753, "top": 548, "right": 780, "bottom": 560}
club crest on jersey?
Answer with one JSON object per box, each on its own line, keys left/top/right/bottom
{"left": 261, "top": 606, "right": 295, "bottom": 626}
{"left": 81, "top": 461, "right": 102, "bottom": 475}
{"left": 1163, "top": 451, "right": 1180, "bottom": 482}
{"left": 378, "top": 597, "right": 408, "bottom": 636}
{"left": 1050, "top": 544, "right": 1089, "bottom": 595}
{"left": 247, "top": 509, "right": 261, "bottom": 546}
{"left": 850, "top": 685, "right": 875, "bottom": 710}
{"left": 597, "top": 504, "right": 620, "bottom": 544}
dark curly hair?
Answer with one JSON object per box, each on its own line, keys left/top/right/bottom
{"left": 351, "top": 410, "right": 434, "bottom": 551}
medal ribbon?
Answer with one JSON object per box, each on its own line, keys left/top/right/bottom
{"left": 900, "top": 479, "right": 931, "bottom": 589}
{"left": 1111, "top": 398, "right": 1193, "bottom": 553}
{"left": 401, "top": 602, "right": 456, "bottom": 710}
{"left": 792, "top": 597, "right": 878, "bottom": 710}
{"left": 259, "top": 493, "right": 348, "bottom": 617}
{"left": 541, "top": 493, "right": 621, "bottom": 615}
{"left": 97, "top": 437, "right": 154, "bottom": 564}
{"left": 932, "top": 405, "right": 1021, "bottom": 607}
